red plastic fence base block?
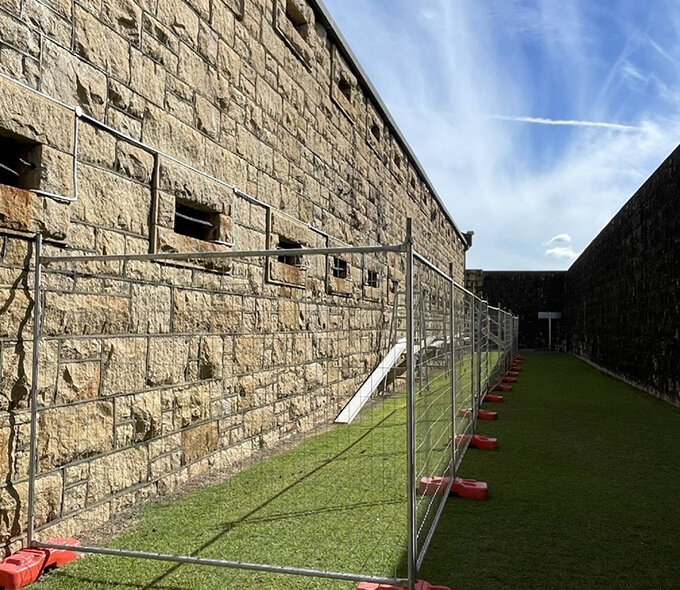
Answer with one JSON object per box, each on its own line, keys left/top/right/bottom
{"left": 511, "top": 365, "right": 523, "bottom": 372}
{"left": 358, "top": 580, "right": 454, "bottom": 590}
{"left": 478, "top": 409, "right": 498, "bottom": 421}
{"left": 457, "top": 408, "right": 472, "bottom": 418}
{"left": 492, "top": 383, "right": 512, "bottom": 392}
{"left": 506, "top": 370, "right": 520, "bottom": 377}
{"left": 0, "top": 538, "right": 80, "bottom": 589}
{"left": 470, "top": 434, "right": 498, "bottom": 450}
{"left": 483, "top": 394, "right": 503, "bottom": 404}
{"left": 453, "top": 434, "right": 472, "bottom": 447}
{"left": 418, "top": 476, "right": 452, "bottom": 496}
{"left": 451, "top": 477, "right": 489, "bottom": 501}
{"left": 514, "top": 356, "right": 524, "bottom": 362}
{"left": 502, "top": 376, "right": 517, "bottom": 384}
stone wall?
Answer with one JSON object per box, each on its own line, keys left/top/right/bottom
{"left": 0, "top": 0, "right": 467, "bottom": 551}
{"left": 465, "top": 270, "right": 566, "bottom": 350}
{"left": 567, "top": 146, "right": 680, "bottom": 405}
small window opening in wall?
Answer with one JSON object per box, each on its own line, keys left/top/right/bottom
{"left": 174, "top": 201, "right": 220, "bottom": 242}
{"left": 278, "top": 238, "right": 303, "bottom": 267}
{"left": 332, "top": 257, "right": 348, "bottom": 279}
{"left": 286, "top": 0, "right": 308, "bottom": 39}
{"left": 338, "top": 77, "right": 352, "bottom": 103}
{"left": 0, "top": 135, "right": 41, "bottom": 189}
{"left": 370, "top": 124, "right": 381, "bottom": 143}
{"left": 410, "top": 175, "right": 416, "bottom": 191}
{"left": 365, "top": 270, "right": 379, "bottom": 288}
{"left": 394, "top": 152, "right": 402, "bottom": 169}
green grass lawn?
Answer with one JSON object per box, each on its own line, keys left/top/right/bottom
{"left": 34, "top": 354, "right": 680, "bottom": 589}
{"left": 418, "top": 353, "right": 680, "bottom": 590}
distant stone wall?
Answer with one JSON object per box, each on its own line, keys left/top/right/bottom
{"left": 566, "top": 146, "right": 680, "bottom": 406}
{"left": 465, "top": 270, "right": 566, "bottom": 350}
{"left": 0, "top": 0, "right": 467, "bottom": 551}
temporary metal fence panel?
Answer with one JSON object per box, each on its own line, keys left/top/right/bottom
{"left": 411, "top": 252, "right": 454, "bottom": 571}
{"left": 26, "top": 230, "right": 518, "bottom": 590}
{"left": 29, "top": 241, "right": 414, "bottom": 588}
{"left": 452, "top": 284, "right": 474, "bottom": 472}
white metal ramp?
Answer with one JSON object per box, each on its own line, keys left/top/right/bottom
{"left": 334, "top": 337, "right": 407, "bottom": 424}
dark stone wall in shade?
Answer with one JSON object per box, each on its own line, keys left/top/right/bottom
{"left": 566, "top": 146, "right": 680, "bottom": 405}
{"left": 465, "top": 270, "right": 566, "bottom": 350}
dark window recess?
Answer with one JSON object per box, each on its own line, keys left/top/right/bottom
{"left": 338, "top": 78, "right": 352, "bottom": 102}
{"left": 0, "top": 136, "right": 41, "bottom": 189}
{"left": 410, "top": 176, "right": 416, "bottom": 191}
{"left": 174, "top": 201, "right": 220, "bottom": 242}
{"left": 286, "top": 0, "right": 308, "bottom": 39}
{"left": 365, "top": 270, "right": 379, "bottom": 288}
{"left": 332, "top": 257, "right": 348, "bottom": 279}
{"left": 394, "top": 153, "right": 402, "bottom": 169}
{"left": 278, "top": 238, "right": 303, "bottom": 267}
{"left": 370, "top": 124, "right": 381, "bottom": 142}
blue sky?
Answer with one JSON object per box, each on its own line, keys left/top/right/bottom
{"left": 323, "top": 0, "right": 680, "bottom": 269}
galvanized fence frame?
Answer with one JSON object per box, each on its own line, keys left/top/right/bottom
{"left": 26, "top": 222, "right": 518, "bottom": 590}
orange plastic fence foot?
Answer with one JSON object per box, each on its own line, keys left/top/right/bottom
{"left": 478, "top": 409, "right": 498, "bottom": 420}
{"left": 358, "top": 580, "right": 454, "bottom": 590}
{"left": 492, "top": 383, "right": 512, "bottom": 392}
{"left": 0, "top": 538, "right": 80, "bottom": 589}
{"left": 418, "top": 476, "right": 452, "bottom": 496}
{"left": 483, "top": 394, "right": 503, "bottom": 404}
{"left": 470, "top": 434, "right": 498, "bottom": 450}
{"left": 451, "top": 477, "right": 489, "bottom": 501}
{"left": 502, "top": 376, "right": 517, "bottom": 384}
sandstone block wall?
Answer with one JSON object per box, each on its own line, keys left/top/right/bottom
{"left": 567, "top": 146, "right": 680, "bottom": 405}
{"left": 0, "top": 0, "right": 467, "bottom": 551}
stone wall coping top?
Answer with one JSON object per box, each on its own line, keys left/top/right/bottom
{"left": 309, "top": 0, "right": 469, "bottom": 250}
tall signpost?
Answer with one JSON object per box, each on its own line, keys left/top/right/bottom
{"left": 538, "top": 311, "right": 562, "bottom": 351}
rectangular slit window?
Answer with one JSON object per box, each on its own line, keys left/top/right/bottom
{"left": 338, "top": 78, "right": 352, "bottom": 103}
{"left": 278, "top": 238, "right": 303, "bottom": 267}
{"left": 370, "top": 124, "right": 381, "bottom": 143}
{"left": 174, "top": 201, "right": 220, "bottom": 242}
{"left": 286, "top": 0, "right": 308, "bottom": 40}
{"left": 365, "top": 270, "right": 379, "bottom": 288}
{"left": 0, "top": 136, "right": 41, "bottom": 190}
{"left": 332, "top": 257, "right": 348, "bottom": 279}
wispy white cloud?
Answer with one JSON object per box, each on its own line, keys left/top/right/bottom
{"left": 491, "top": 115, "right": 640, "bottom": 131}
{"left": 545, "top": 246, "right": 579, "bottom": 260}
{"left": 544, "top": 234, "right": 572, "bottom": 246}
{"left": 323, "top": 0, "right": 680, "bottom": 270}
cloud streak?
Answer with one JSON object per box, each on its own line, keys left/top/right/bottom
{"left": 323, "top": 0, "right": 680, "bottom": 270}
{"left": 491, "top": 115, "right": 641, "bottom": 131}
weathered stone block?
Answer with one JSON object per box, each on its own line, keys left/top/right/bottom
{"left": 130, "top": 284, "right": 172, "bottom": 333}
{"left": 38, "top": 401, "right": 113, "bottom": 469}
{"left": 56, "top": 361, "right": 101, "bottom": 403}
{"left": 74, "top": 6, "right": 130, "bottom": 80}
{"left": 41, "top": 40, "right": 107, "bottom": 118}
{"left": 142, "top": 103, "right": 205, "bottom": 167}
{"left": 243, "top": 405, "right": 275, "bottom": 438}
{"left": 101, "top": 338, "right": 147, "bottom": 396}
{"left": 0, "top": 185, "right": 70, "bottom": 241}
{"left": 74, "top": 163, "right": 150, "bottom": 236}
{"left": 87, "top": 446, "right": 148, "bottom": 503}
{"left": 171, "top": 381, "right": 218, "bottom": 428}
{"left": 43, "top": 292, "right": 130, "bottom": 336}
{"left": 182, "top": 421, "right": 218, "bottom": 463}
{"left": 130, "top": 48, "right": 166, "bottom": 106}
{"left": 147, "top": 336, "right": 190, "bottom": 386}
